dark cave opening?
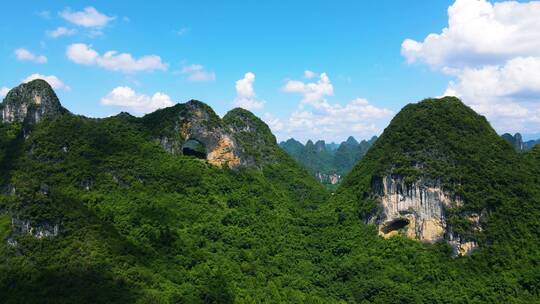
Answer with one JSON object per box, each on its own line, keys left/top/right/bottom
{"left": 382, "top": 218, "right": 410, "bottom": 234}
{"left": 182, "top": 139, "right": 207, "bottom": 159}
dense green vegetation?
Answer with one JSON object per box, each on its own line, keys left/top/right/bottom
{"left": 0, "top": 109, "right": 332, "bottom": 303}
{"left": 0, "top": 92, "right": 539, "bottom": 303}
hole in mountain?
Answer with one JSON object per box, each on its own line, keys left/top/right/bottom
{"left": 182, "top": 139, "right": 207, "bottom": 159}
{"left": 382, "top": 218, "right": 410, "bottom": 234}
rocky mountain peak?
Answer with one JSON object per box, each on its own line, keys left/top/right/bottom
{"left": 345, "top": 136, "right": 359, "bottom": 146}
{"left": 0, "top": 79, "right": 68, "bottom": 124}
{"left": 314, "top": 140, "right": 326, "bottom": 152}
{"left": 223, "top": 107, "right": 281, "bottom": 166}
{"left": 502, "top": 132, "right": 525, "bottom": 151}
{"left": 143, "top": 102, "right": 283, "bottom": 169}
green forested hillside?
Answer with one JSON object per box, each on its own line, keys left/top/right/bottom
{"left": 0, "top": 110, "right": 331, "bottom": 303}
{"left": 324, "top": 97, "right": 540, "bottom": 302}
{"left": 0, "top": 84, "right": 539, "bottom": 303}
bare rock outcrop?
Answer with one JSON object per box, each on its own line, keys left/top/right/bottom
{"left": 144, "top": 101, "right": 278, "bottom": 169}
{"left": 0, "top": 79, "right": 68, "bottom": 125}
{"left": 370, "top": 174, "right": 479, "bottom": 256}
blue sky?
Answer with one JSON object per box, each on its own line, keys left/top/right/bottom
{"left": 2, "top": 0, "right": 540, "bottom": 142}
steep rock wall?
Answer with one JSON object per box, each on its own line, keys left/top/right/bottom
{"left": 370, "top": 175, "right": 478, "bottom": 255}
{"left": 147, "top": 101, "right": 244, "bottom": 168}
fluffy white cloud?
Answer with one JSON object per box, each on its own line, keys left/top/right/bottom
{"left": 60, "top": 7, "right": 114, "bottom": 28}
{"left": 100, "top": 86, "right": 174, "bottom": 113}
{"left": 402, "top": 0, "right": 540, "bottom": 69}
{"left": 274, "top": 71, "right": 392, "bottom": 141}
{"left": 0, "top": 87, "right": 10, "bottom": 98}
{"left": 444, "top": 56, "right": 540, "bottom": 132}
{"left": 47, "top": 27, "right": 76, "bottom": 38}
{"left": 180, "top": 64, "right": 216, "bottom": 81}
{"left": 22, "top": 74, "right": 69, "bottom": 90}
{"left": 15, "top": 48, "right": 47, "bottom": 64}
{"left": 66, "top": 43, "right": 167, "bottom": 73}
{"left": 263, "top": 113, "right": 284, "bottom": 132}
{"left": 281, "top": 98, "right": 392, "bottom": 141}
{"left": 402, "top": 0, "right": 540, "bottom": 134}
{"left": 233, "top": 72, "right": 265, "bottom": 110}
{"left": 282, "top": 72, "right": 333, "bottom": 104}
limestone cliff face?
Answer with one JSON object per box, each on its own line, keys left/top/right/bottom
{"left": 0, "top": 79, "right": 68, "bottom": 125}
{"left": 145, "top": 101, "right": 272, "bottom": 168}
{"left": 316, "top": 172, "right": 341, "bottom": 185}
{"left": 148, "top": 104, "right": 281, "bottom": 169}
{"left": 370, "top": 175, "right": 478, "bottom": 256}
{"left": 180, "top": 101, "right": 242, "bottom": 167}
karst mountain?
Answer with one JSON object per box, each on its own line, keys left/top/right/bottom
{"left": 1, "top": 80, "right": 539, "bottom": 303}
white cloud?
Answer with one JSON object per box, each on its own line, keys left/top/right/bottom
{"left": 180, "top": 64, "right": 216, "bottom": 81}
{"left": 276, "top": 71, "right": 391, "bottom": 141}
{"left": 47, "top": 27, "right": 77, "bottom": 38}
{"left": 60, "top": 7, "right": 114, "bottom": 28}
{"left": 279, "top": 97, "right": 393, "bottom": 142}
{"left": 66, "top": 43, "right": 98, "bottom": 64}
{"left": 66, "top": 43, "right": 167, "bottom": 73}
{"left": 22, "top": 74, "right": 69, "bottom": 90}
{"left": 304, "top": 70, "right": 317, "bottom": 79}
{"left": 282, "top": 72, "right": 333, "bottom": 104}
{"left": 15, "top": 48, "right": 47, "bottom": 64}
{"left": 443, "top": 56, "right": 540, "bottom": 133}
{"left": 233, "top": 72, "right": 265, "bottom": 110}
{"left": 401, "top": 0, "right": 540, "bottom": 69}
{"left": 263, "top": 113, "right": 284, "bottom": 132}
{"left": 0, "top": 87, "right": 10, "bottom": 98}
{"left": 235, "top": 98, "right": 265, "bottom": 111}
{"left": 402, "top": 0, "right": 540, "bottom": 134}
{"left": 100, "top": 86, "right": 174, "bottom": 113}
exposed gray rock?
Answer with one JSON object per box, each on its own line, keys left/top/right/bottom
{"left": 143, "top": 100, "right": 260, "bottom": 168}
{"left": 370, "top": 174, "right": 478, "bottom": 256}
{"left": 316, "top": 172, "right": 341, "bottom": 185}
{"left": 10, "top": 217, "right": 59, "bottom": 239}
{"left": 0, "top": 79, "right": 68, "bottom": 125}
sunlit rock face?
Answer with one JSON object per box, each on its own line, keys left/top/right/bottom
{"left": 315, "top": 172, "right": 341, "bottom": 185}
{"left": 179, "top": 101, "right": 242, "bottom": 167}
{"left": 371, "top": 175, "right": 459, "bottom": 242}
{"left": 147, "top": 100, "right": 251, "bottom": 168}
{"left": 0, "top": 79, "right": 67, "bottom": 125}
{"left": 370, "top": 175, "right": 478, "bottom": 256}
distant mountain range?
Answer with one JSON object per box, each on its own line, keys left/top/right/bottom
{"left": 501, "top": 132, "right": 540, "bottom": 151}
{"left": 279, "top": 136, "right": 378, "bottom": 186}
{"left": 280, "top": 132, "right": 540, "bottom": 187}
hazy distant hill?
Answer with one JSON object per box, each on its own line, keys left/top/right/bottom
{"left": 501, "top": 132, "right": 540, "bottom": 151}
{"left": 279, "top": 136, "right": 377, "bottom": 186}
